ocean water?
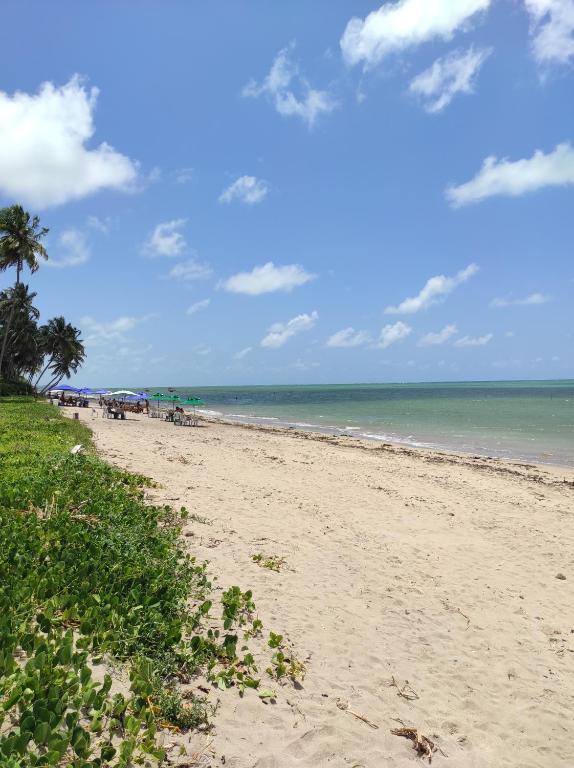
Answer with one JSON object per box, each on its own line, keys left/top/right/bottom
{"left": 145, "top": 381, "right": 574, "bottom": 467}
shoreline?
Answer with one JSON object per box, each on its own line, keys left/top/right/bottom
{"left": 192, "top": 407, "right": 574, "bottom": 470}
{"left": 198, "top": 412, "right": 574, "bottom": 480}
{"left": 66, "top": 407, "right": 574, "bottom": 767}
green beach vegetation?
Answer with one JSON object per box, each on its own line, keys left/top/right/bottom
{"left": 251, "top": 553, "right": 287, "bottom": 572}
{"left": 0, "top": 205, "right": 85, "bottom": 394}
{"left": 0, "top": 398, "right": 295, "bottom": 765}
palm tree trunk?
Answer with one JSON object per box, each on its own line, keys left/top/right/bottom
{"left": 40, "top": 373, "right": 64, "bottom": 396}
{"left": 0, "top": 303, "right": 16, "bottom": 379}
{"left": 34, "top": 356, "right": 54, "bottom": 390}
{"left": 0, "top": 261, "right": 22, "bottom": 380}
{"left": 39, "top": 378, "right": 58, "bottom": 396}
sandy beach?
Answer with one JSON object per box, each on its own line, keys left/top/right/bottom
{"left": 69, "top": 409, "right": 574, "bottom": 768}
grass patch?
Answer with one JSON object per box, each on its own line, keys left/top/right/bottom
{"left": 186, "top": 512, "right": 212, "bottom": 525}
{"left": 251, "top": 553, "right": 286, "bottom": 572}
{"left": 0, "top": 398, "right": 272, "bottom": 766}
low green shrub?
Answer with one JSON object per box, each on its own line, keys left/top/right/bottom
{"left": 0, "top": 380, "right": 35, "bottom": 396}
{"left": 0, "top": 398, "right": 269, "bottom": 766}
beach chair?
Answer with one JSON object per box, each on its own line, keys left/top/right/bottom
{"left": 182, "top": 412, "right": 198, "bottom": 427}
{"left": 173, "top": 412, "right": 184, "bottom": 426}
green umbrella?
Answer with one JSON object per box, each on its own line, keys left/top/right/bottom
{"left": 151, "top": 392, "right": 164, "bottom": 409}
{"left": 161, "top": 394, "right": 180, "bottom": 422}
{"left": 184, "top": 398, "right": 205, "bottom": 406}
{"left": 183, "top": 397, "right": 205, "bottom": 418}
{"left": 162, "top": 394, "right": 181, "bottom": 413}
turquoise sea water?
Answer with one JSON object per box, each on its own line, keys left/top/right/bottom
{"left": 143, "top": 381, "right": 574, "bottom": 467}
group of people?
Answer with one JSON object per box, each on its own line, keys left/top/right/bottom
{"left": 54, "top": 394, "right": 89, "bottom": 408}
{"left": 99, "top": 397, "right": 149, "bottom": 414}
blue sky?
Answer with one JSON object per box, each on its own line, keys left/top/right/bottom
{"left": 0, "top": 0, "right": 572, "bottom": 386}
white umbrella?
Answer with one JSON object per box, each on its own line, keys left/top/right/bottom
{"left": 108, "top": 389, "right": 137, "bottom": 397}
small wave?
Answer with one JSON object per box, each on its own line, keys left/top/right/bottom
{"left": 359, "top": 432, "right": 392, "bottom": 441}
{"left": 358, "top": 431, "right": 436, "bottom": 450}
{"left": 248, "top": 415, "right": 280, "bottom": 421}
{"left": 226, "top": 413, "right": 281, "bottom": 421}
{"left": 196, "top": 408, "right": 223, "bottom": 417}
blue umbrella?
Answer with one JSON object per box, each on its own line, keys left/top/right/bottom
{"left": 51, "top": 384, "right": 80, "bottom": 392}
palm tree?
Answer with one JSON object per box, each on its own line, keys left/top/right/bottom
{"left": 37, "top": 320, "right": 85, "bottom": 394}
{"left": 0, "top": 284, "right": 41, "bottom": 381}
{"left": 33, "top": 317, "right": 68, "bottom": 389}
{"left": 0, "top": 284, "right": 40, "bottom": 323}
{"left": 0, "top": 205, "right": 49, "bottom": 377}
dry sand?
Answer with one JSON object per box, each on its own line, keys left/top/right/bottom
{"left": 69, "top": 409, "right": 574, "bottom": 768}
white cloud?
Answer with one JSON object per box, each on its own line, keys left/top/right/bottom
{"left": 385, "top": 264, "right": 478, "bottom": 314}
{"left": 222, "top": 262, "right": 314, "bottom": 295}
{"left": 446, "top": 142, "right": 574, "bottom": 206}
{"left": 146, "top": 167, "right": 162, "bottom": 185}
{"left": 242, "top": 45, "right": 337, "bottom": 128}
{"left": 454, "top": 333, "right": 493, "bottom": 347}
{"left": 80, "top": 314, "right": 155, "bottom": 346}
{"left": 219, "top": 176, "right": 269, "bottom": 205}
{"left": 491, "top": 292, "right": 551, "bottom": 307}
{"left": 326, "top": 327, "right": 371, "bottom": 348}
{"left": 144, "top": 219, "right": 188, "bottom": 257}
{"left": 376, "top": 321, "right": 412, "bottom": 349}
{"left": 261, "top": 311, "right": 318, "bottom": 348}
{"left": 87, "top": 215, "right": 115, "bottom": 234}
{"left": 525, "top": 0, "right": 574, "bottom": 65}
{"left": 45, "top": 229, "right": 90, "bottom": 269}
{"left": 192, "top": 344, "right": 211, "bottom": 356}
{"left": 174, "top": 167, "right": 193, "bottom": 184}
{"left": 340, "top": 0, "right": 492, "bottom": 67}
{"left": 409, "top": 46, "right": 491, "bottom": 112}
{"left": 166, "top": 258, "right": 213, "bottom": 282}
{"left": 234, "top": 346, "right": 253, "bottom": 360}
{"left": 0, "top": 75, "right": 137, "bottom": 208}
{"left": 418, "top": 323, "right": 458, "bottom": 346}
{"left": 186, "top": 299, "right": 211, "bottom": 315}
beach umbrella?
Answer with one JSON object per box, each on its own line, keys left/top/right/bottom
{"left": 183, "top": 397, "right": 205, "bottom": 416}
{"left": 151, "top": 392, "right": 164, "bottom": 408}
{"left": 135, "top": 391, "right": 149, "bottom": 399}
{"left": 107, "top": 390, "right": 141, "bottom": 401}
{"left": 51, "top": 384, "right": 80, "bottom": 393}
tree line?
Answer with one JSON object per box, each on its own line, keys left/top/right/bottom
{"left": 0, "top": 205, "right": 85, "bottom": 394}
